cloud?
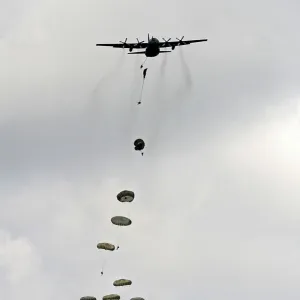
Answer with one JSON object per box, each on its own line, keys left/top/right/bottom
{"left": 2, "top": 97, "right": 299, "bottom": 299}
{"left": 0, "top": 230, "right": 53, "bottom": 300}
{"left": 0, "top": 230, "right": 41, "bottom": 283}
{"left": 1, "top": 0, "right": 300, "bottom": 299}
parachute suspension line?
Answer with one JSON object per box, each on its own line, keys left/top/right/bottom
{"left": 137, "top": 79, "right": 145, "bottom": 105}
{"left": 97, "top": 243, "right": 115, "bottom": 276}
{"left": 140, "top": 57, "right": 147, "bottom": 69}
{"left": 116, "top": 191, "right": 134, "bottom": 226}
{"left": 115, "top": 228, "right": 121, "bottom": 250}
{"left": 114, "top": 225, "right": 123, "bottom": 251}
{"left": 101, "top": 249, "right": 109, "bottom": 272}
{"left": 137, "top": 68, "right": 148, "bottom": 106}
{"left": 111, "top": 216, "right": 132, "bottom": 252}
{"left": 101, "top": 257, "right": 107, "bottom": 275}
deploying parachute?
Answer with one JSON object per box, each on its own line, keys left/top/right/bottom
{"left": 134, "top": 139, "right": 145, "bottom": 155}
{"left": 81, "top": 297, "right": 97, "bottom": 300}
{"left": 113, "top": 279, "right": 132, "bottom": 287}
{"left": 111, "top": 216, "right": 132, "bottom": 226}
{"left": 97, "top": 242, "right": 115, "bottom": 251}
{"left": 117, "top": 190, "right": 135, "bottom": 203}
{"left": 103, "top": 295, "right": 120, "bottom": 300}
{"left": 143, "top": 68, "right": 148, "bottom": 79}
{"left": 137, "top": 68, "right": 148, "bottom": 105}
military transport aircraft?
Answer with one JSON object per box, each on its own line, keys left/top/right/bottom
{"left": 96, "top": 34, "right": 207, "bottom": 57}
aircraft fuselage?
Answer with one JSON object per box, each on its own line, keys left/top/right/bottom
{"left": 145, "top": 38, "right": 160, "bottom": 57}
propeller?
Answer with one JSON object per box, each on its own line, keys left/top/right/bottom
{"left": 176, "top": 36, "right": 186, "bottom": 45}
{"left": 134, "top": 38, "right": 145, "bottom": 48}
{"left": 162, "top": 38, "right": 171, "bottom": 47}
{"left": 119, "top": 38, "right": 128, "bottom": 48}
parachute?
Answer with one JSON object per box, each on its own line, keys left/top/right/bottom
{"left": 130, "top": 298, "right": 144, "bottom": 300}
{"left": 111, "top": 216, "right": 132, "bottom": 226}
{"left": 103, "top": 295, "right": 120, "bottom": 300}
{"left": 134, "top": 139, "right": 145, "bottom": 155}
{"left": 97, "top": 243, "right": 115, "bottom": 251}
{"left": 97, "top": 242, "right": 116, "bottom": 275}
{"left": 81, "top": 297, "right": 97, "bottom": 300}
{"left": 117, "top": 190, "right": 135, "bottom": 203}
{"left": 113, "top": 279, "right": 132, "bottom": 287}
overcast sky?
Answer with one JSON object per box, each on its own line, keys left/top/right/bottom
{"left": 1, "top": 0, "right": 300, "bottom": 299}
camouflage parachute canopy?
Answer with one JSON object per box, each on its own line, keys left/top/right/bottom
{"left": 117, "top": 190, "right": 135, "bottom": 203}
{"left": 103, "top": 294, "right": 120, "bottom": 300}
{"left": 80, "top": 297, "right": 97, "bottom": 300}
{"left": 111, "top": 216, "right": 132, "bottom": 226}
{"left": 97, "top": 243, "right": 115, "bottom": 251}
{"left": 134, "top": 139, "right": 145, "bottom": 151}
{"left": 113, "top": 279, "right": 132, "bottom": 287}
{"left": 131, "top": 298, "right": 144, "bottom": 300}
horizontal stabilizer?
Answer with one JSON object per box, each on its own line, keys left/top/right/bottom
{"left": 128, "top": 51, "right": 146, "bottom": 54}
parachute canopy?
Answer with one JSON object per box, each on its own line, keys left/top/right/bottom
{"left": 103, "top": 295, "right": 120, "bottom": 300}
{"left": 81, "top": 297, "right": 96, "bottom": 300}
{"left": 131, "top": 298, "right": 144, "bottom": 300}
{"left": 97, "top": 243, "right": 115, "bottom": 251}
{"left": 111, "top": 216, "right": 132, "bottom": 226}
{"left": 113, "top": 279, "right": 132, "bottom": 287}
{"left": 117, "top": 190, "right": 135, "bottom": 203}
{"left": 134, "top": 139, "right": 145, "bottom": 151}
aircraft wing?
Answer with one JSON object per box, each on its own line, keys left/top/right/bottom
{"left": 96, "top": 42, "right": 148, "bottom": 49}
{"left": 159, "top": 39, "right": 207, "bottom": 48}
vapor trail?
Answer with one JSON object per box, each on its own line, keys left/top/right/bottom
{"left": 127, "top": 55, "right": 144, "bottom": 141}
{"left": 146, "top": 58, "right": 170, "bottom": 153}
{"left": 87, "top": 50, "right": 126, "bottom": 111}
{"left": 171, "top": 48, "right": 194, "bottom": 110}
{"left": 179, "top": 47, "right": 193, "bottom": 89}
{"left": 160, "top": 53, "right": 168, "bottom": 77}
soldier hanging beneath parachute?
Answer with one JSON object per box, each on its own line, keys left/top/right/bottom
{"left": 137, "top": 68, "right": 148, "bottom": 105}
{"left": 97, "top": 242, "right": 116, "bottom": 276}
{"left": 110, "top": 216, "right": 132, "bottom": 250}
